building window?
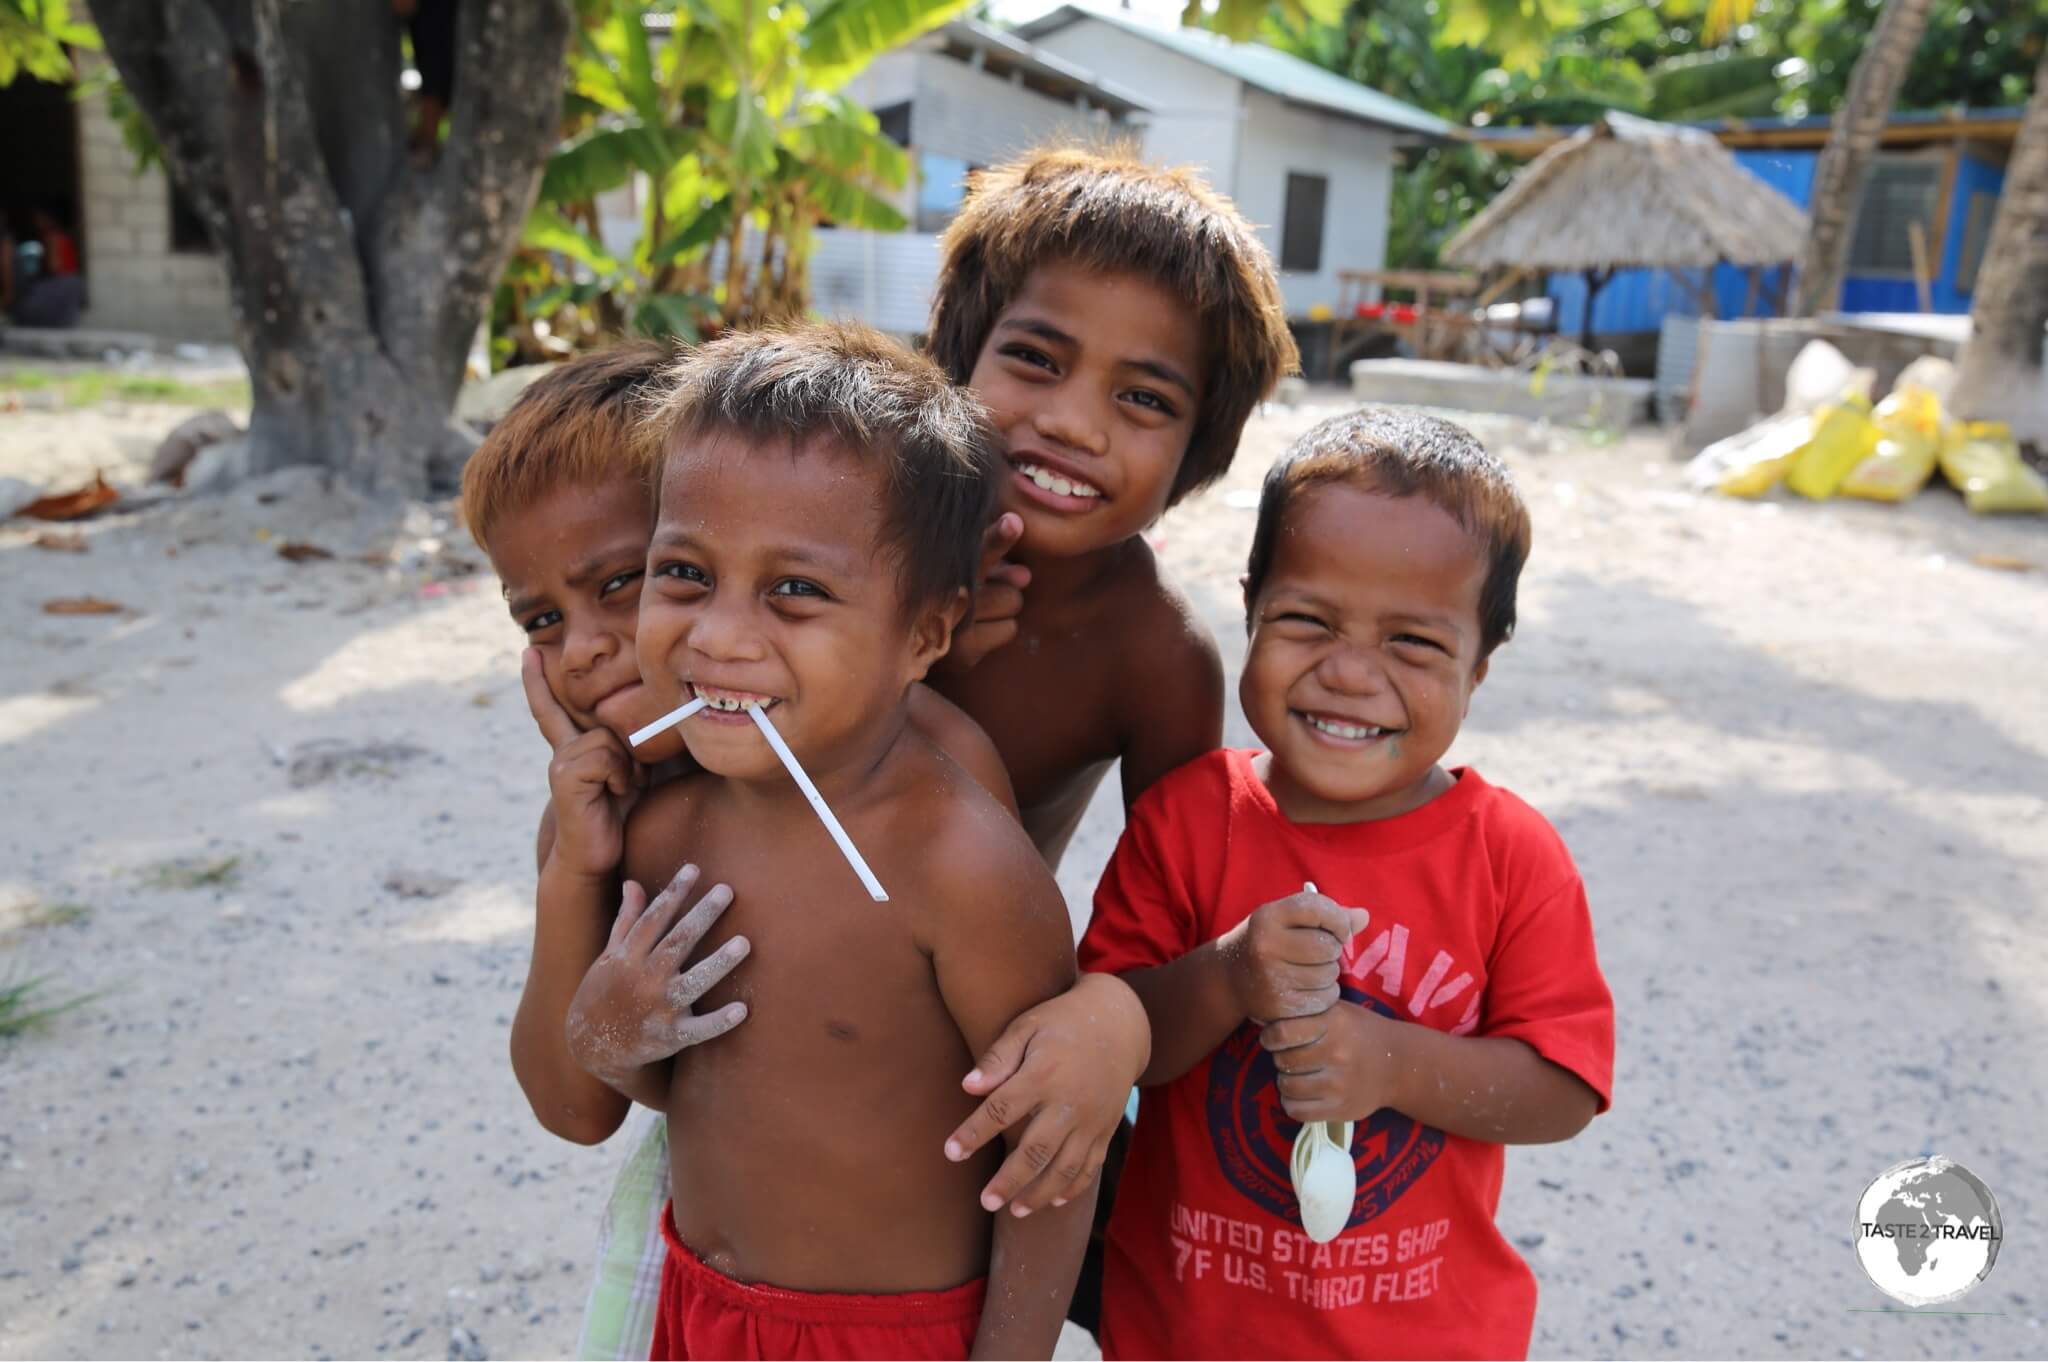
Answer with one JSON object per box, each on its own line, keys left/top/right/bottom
{"left": 1954, "top": 190, "right": 1997, "bottom": 293}
{"left": 170, "top": 183, "right": 213, "bottom": 253}
{"left": 1280, "top": 172, "right": 1327, "bottom": 273}
{"left": 1847, "top": 158, "right": 1939, "bottom": 277}
{"left": 914, "top": 155, "right": 985, "bottom": 234}
{"left": 874, "top": 101, "right": 911, "bottom": 149}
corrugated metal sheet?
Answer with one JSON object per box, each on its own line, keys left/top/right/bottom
{"left": 1543, "top": 145, "right": 2007, "bottom": 335}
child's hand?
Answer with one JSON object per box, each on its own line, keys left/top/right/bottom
{"left": 1258, "top": 1000, "right": 1394, "bottom": 1124}
{"left": 942, "top": 972, "right": 1149, "bottom": 1216}
{"left": 524, "top": 648, "right": 644, "bottom": 878}
{"left": 566, "top": 864, "right": 750, "bottom": 1088}
{"left": 947, "top": 513, "right": 1029, "bottom": 671}
{"left": 1221, "top": 890, "right": 1369, "bottom": 1024}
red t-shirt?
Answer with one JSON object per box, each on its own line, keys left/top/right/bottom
{"left": 1080, "top": 749, "right": 1614, "bottom": 1360}
{"left": 45, "top": 229, "right": 79, "bottom": 277}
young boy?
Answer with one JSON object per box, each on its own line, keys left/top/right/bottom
{"left": 460, "top": 344, "right": 1084, "bottom": 1358}
{"left": 591, "top": 324, "right": 1093, "bottom": 1358}
{"left": 923, "top": 145, "right": 1300, "bottom": 867}
{"left": 1080, "top": 409, "right": 1615, "bottom": 1359}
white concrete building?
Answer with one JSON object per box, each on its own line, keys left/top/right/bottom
{"left": 850, "top": 19, "right": 1149, "bottom": 233}
{"left": 1014, "top": 4, "right": 1451, "bottom": 315}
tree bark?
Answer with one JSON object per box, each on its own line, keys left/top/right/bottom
{"left": 1790, "top": 0, "right": 1937, "bottom": 318}
{"left": 91, "top": 0, "right": 572, "bottom": 496}
{"left": 1948, "top": 54, "right": 2048, "bottom": 443}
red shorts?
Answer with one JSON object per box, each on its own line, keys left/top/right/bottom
{"left": 651, "top": 1204, "right": 984, "bottom": 1360}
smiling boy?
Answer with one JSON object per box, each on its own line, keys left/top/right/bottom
{"left": 603, "top": 325, "right": 1093, "bottom": 1359}
{"left": 1081, "top": 409, "right": 1614, "bottom": 1359}
{"left": 926, "top": 147, "right": 1299, "bottom": 865}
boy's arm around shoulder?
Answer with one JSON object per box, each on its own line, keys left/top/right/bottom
{"left": 1113, "top": 571, "right": 1224, "bottom": 810}
{"left": 915, "top": 809, "right": 1092, "bottom": 1361}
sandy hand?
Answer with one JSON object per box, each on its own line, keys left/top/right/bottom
{"left": 946, "top": 513, "right": 1030, "bottom": 671}
{"left": 566, "top": 864, "right": 750, "bottom": 1089}
{"left": 1221, "top": 889, "right": 1370, "bottom": 1024}
{"left": 524, "top": 648, "right": 645, "bottom": 878}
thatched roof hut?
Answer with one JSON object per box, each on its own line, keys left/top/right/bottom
{"left": 1444, "top": 112, "right": 1808, "bottom": 345}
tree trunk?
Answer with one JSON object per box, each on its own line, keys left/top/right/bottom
{"left": 92, "top": 0, "right": 572, "bottom": 497}
{"left": 1949, "top": 53, "right": 2048, "bottom": 443}
{"left": 1790, "top": 0, "right": 1936, "bottom": 318}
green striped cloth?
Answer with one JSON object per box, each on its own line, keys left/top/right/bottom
{"left": 576, "top": 1112, "right": 671, "bottom": 1360}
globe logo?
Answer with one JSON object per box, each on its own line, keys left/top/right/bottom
{"left": 1854, "top": 1156, "right": 2002, "bottom": 1307}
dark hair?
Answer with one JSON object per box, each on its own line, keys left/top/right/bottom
{"left": 927, "top": 145, "right": 1298, "bottom": 508}
{"left": 460, "top": 341, "right": 676, "bottom": 555}
{"left": 644, "top": 323, "right": 1002, "bottom": 611}
{"left": 1246, "top": 408, "right": 1531, "bottom": 657}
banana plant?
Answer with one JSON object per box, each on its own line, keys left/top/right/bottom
{"left": 0, "top": 0, "right": 98, "bottom": 86}
{"left": 503, "top": 0, "right": 953, "bottom": 359}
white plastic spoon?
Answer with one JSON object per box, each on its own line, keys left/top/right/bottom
{"left": 1286, "top": 880, "right": 1356, "bottom": 1243}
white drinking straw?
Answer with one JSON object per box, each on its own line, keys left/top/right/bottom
{"left": 628, "top": 696, "right": 708, "bottom": 749}
{"left": 747, "top": 702, "right": 889, "bottom": 903}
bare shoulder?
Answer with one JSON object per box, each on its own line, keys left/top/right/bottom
{"left": 882, "top": 749, "right": 1069, "bottom": 954}
{"left": 1095, "top": 543, "right": 1225, "bottom": 801}
{"left": 907, "top": 682, "right": 1018, "bottom": 815}
{"left": 1099, "top": 540, "right": 1225, "bottom": 696}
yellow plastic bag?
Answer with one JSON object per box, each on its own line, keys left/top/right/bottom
{"left": 1938, "top": 422, "right": 2048, "bottom": 514}
{"left": 1786, "top": 397, "right": 1880, "bottom": 500}
{"left": 1842, "top": 434, "right": 1939, "bottom": 502}
{"left": 1842, "top": 384, "right": 1944, "bottom": 502}
{"left": 1872, "top": 384, "right": 1945, "bottom": 443}
{"left": 1710, "top": 417, "right": 1809, "bottom": 497}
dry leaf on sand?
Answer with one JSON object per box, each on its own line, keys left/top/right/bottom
{"left": 19, "top": 474, "right": 119, "bottom": 522}
{"left": 32, "top": 532, "right": 88, "bottom": 553}
{"left": 277, "top": 541, "right": 335, "bottom": 563}
{"left": 42, "top": 597, "right": 127, "bottom": 615}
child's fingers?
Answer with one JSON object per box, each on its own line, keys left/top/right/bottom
{"left": 944, "top": 1075, "right": 1034, "bottom": 1165}
{"left": 960, "top": 1013, "right": 1036, "bottom": 1096}
{"left": 629, "top": 863, "right": 702, "bottom": 952}
{"left": 1259, "top": 1014, "right": 1328, "bottom": 1054}
{"left": 988, "top": 561, "right": 1031, "bottom": 590}
{"left": 520, "top": 648, "right": 584, "bottom": 751}
{"left": 668, "top": 1000, "right": 748, "bottom": 1050}
{"left": 654, "top": 880, "right": 736, "bottom": 965}
{"left": 975, "top": 581, "right": 1025, "bottom": 625}
{"left": 995, "top": 1123, "right": 1099, "bottom": 1218}
{"left": 608, "top": 879, "right": 649, "bottom": 948}
{"left": 954, "top": 618, "right": 1019, "bottom": 668}
{"left": 668, "top": 934, "right": 751, "bottom": 1009}
{"left": 972, "top": 1107, "right": 1067, "bottom": 1214}
{"left": 977, "top": 511, "right": 1025, "bottom": 577}
{"left": 1344, "top": 907, "right": 1370, "bottom": 939}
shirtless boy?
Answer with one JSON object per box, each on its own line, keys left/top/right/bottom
{"left": 590, "top": 325, "right": 1092, "bottom": 1358}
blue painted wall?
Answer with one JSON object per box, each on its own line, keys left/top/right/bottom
{"left": 1546, "top": 144, "right": 2006, "bottom": 335}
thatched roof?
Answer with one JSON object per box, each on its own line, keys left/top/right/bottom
{"left": 1443, "top": 112, "right": 1808, "bottom": 273}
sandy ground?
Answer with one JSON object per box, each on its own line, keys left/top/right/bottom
{"left": 3, "top": 384, "right": 2046, "bottom": 1361}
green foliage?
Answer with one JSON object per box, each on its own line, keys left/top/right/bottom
{"left": 0, "top": 0, "right": 97, "bottom": 86}
{"left": 503, "top": 0, "right": 955, "bottom": 362}
{"left": 1763, "top": 0, "right": 2044, "bottom": 117}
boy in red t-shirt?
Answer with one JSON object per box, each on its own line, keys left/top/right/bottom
{"left": 1080, "top": 408, "right": 1614, "bottom": 1360}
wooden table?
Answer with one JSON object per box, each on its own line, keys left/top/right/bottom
{"left": 1322, "top": 269, "right": 1487, "bottom": 376}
